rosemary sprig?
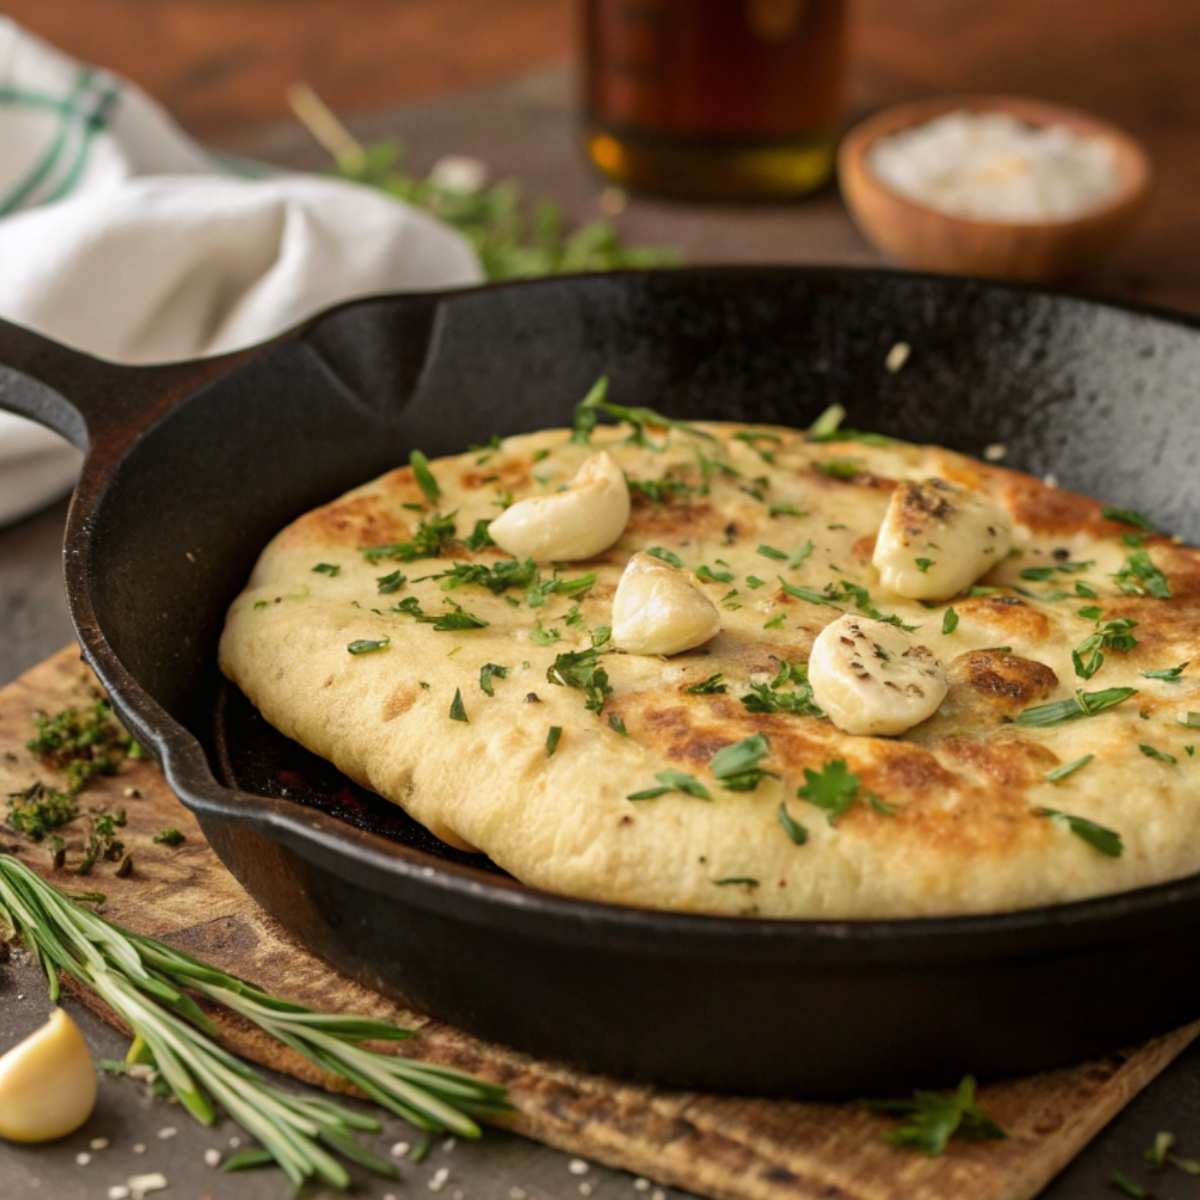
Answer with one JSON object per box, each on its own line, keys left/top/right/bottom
{"left": 0, "top": 856, "right": 507, "bottom": 1189}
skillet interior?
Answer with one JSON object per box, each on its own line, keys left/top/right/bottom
{"left": 22, "top": 268, "right": 1200, "bottom": 1092}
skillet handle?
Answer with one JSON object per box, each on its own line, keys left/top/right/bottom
{"left": 0, "top": 316, "right": 260, "bottom": 456}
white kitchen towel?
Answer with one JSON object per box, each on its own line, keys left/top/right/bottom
{"left": 0, "top": 19, "right": 483, "bottom": 526}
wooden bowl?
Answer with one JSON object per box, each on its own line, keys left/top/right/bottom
{"left": 838, "top": 95, "right": 1151, "bottom": 282}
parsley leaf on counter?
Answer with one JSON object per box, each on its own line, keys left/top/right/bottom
{"left": 865, "top": 1076, "right": 1005, "bottom": 1156}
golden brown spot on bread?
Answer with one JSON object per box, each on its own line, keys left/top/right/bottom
{"left": 381, "top": 685, "right": 420, "bottom": 723}
{"left": 808, "top": 465, "right": 897, "bottom": 492}
{"left": 953, "top": 650, "right": 1058, "bottom": 707}
{"left": 852, "top": 533, "right": 876, "bottom": 561}
{"left": 960, "top": 594, "right": 1053, "bottom": 641}
{"left": 278, "top": 495, "right": 411, "bottom": 551}
{"left": 938, "top": 734, "right": 1054, "bottom": 788}
{"left": 999, "top": 474, "right": 1104, "bottom": 535}
{"left": 626, "top": 499, "right": 722, "bottom": 538}
{"left": 460, "top": 460, "right": 532, "bottom": 492}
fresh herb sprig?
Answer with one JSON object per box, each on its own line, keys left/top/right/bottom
{"left": 865, "top": 1075, "right": 1005, "bottom": 1156}
{"left": 570, "top": 376, "right": 714, "bottom": 448}
{"left": 0, "top": 857, "right": 506, "bottom": 1189}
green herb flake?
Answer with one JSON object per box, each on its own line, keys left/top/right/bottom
{"left": 1044, "top": 755, "right": 1095, "bottom": 783}
{"left": 1015, "top": 687, "right": 1137, "bottom": 727}
{"left": 530, "top": 621, "right": 561, "bottom": 646}
{"left": 797, "top": 760, "right": 860, "bottom": 825}
{"left": 347, "top": 638, "right": 390, "bottom": 655}
{"left": 1179, "top": 712, "right": 1200, "bottom": 729}
{"left": 746, "top": 575, "right": 766, "bottom": 590}
{"left": 776, "top": 802, "right": 808, "bottom": 846}
{"left": 647, "top": 546, "right": 684, "bottom": 568}
{"left": 756, "top": 544, "right": 787, "bottom": 562}
{"left": 448, "top": 688, "right": 469, "bottom": 723}
{"left": 686, "top": 674, "right": 727, "bottom": 694}
{"left": 942, "top": 608, "right": 959, "bottom": 635}
{"left": 1140, "top": 743, "right": 1178, "bottom": 766}
{"left": 816, "top": 458, "right": 864, "bottom": 480}
{"left": 1109, "top": 1170, "right": 1151, "bottom": 1199}
{"left": 915, "top": 557, "right": 934, "bottom": 573}
{"left": 376, "top": 569, "right": 406, "bottom": 594}
{"left": 153, "top": 828, "right": 186, "bottom": 848}
{"left": 571, "top": 376, "right": 714, "bottom": 449}
{"left": 479, "top": 663, "right": 508, "bottom": 696}
{"left": 1143, "top": 662, "right": 1188, "bottom": 682}
{"left": 695, "top": 564, "right": 735, "bottom": 584}
{"left": 768, "top": 503, "right": 808, "bottom": 518}
{"left": 713, "top": 876, "right": 759, "bottom": 888}
{"left": 545, "top": 726, "right": 563, "bottom": 757}
{"left": 1144, "top": 1130, "right": 1174, "bottom": 1169}
{"left": 789, "top": 540, "right": 815, "bottom": 569}
{"left": 312, "top": 562, "right": 340, "bottom": 577}
{"left": 627, "top": 770, "right": 710, "bottom": 802}
{"left": 1103, "top": 506, "right": 1157, "bottom": 532}
{"left": 764, "top": 613, "right": 786, "bottom": 630}
{"left": 1115, "top": 549, "right": 1171, "bottom": 599}
{"left": 547, "top": 647, "right": 613, "bottom": 714}
{"left": 5, "top": 782, "right": 78, "bottom": 842}
{"left": 409, "top": 449, "right": 440, "bottom": 504}
{"left": 1072, "top": 617, "right": 1138, "bottom": 680}
{"left": 628, "top": 478, "right": 697, "bottom": 505}
{"left": 1074, "top": 581, "right": 1099, "bottom": 599}
{"left": 864, "top": 1076, "right": 1005, "bottom": 1157}
{"left": 608, "top": 713, "right": 628, "bottom": 736}
{"left": 362, "top": 511, "right": 456, "bottom": 563}
{"left": 1036, "top": 807, "right": 1123, "bottom": 857}
{"left": 464, "top": 519, "right": 495, "bottom": 551}
{"left": 710, "top": 734, "right": 776, "bottom": 792}
{"left": 741, "top": 661, "right": 824, "bottom": 718}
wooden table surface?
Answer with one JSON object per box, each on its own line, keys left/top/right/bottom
{"left": 8, "top": 0, "right": 1200, "bottom": 311}
{"left": 4, "top": 3, "right": 1200, "bottom": 1198}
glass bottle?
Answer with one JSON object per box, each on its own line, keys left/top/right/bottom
{"left": 581, "top": 0, "right": 848, "bottom": 202}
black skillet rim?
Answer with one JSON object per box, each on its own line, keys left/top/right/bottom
{"left": 65, "top": 263, "right": 1200, "bottom": 959}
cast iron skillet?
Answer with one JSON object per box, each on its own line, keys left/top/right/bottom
{"left": 3, "top": 267, "right": 1199, "bottom": 1096}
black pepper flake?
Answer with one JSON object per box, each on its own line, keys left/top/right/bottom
{"left": 525, "top": 692, "right": 541, "bottom": 703}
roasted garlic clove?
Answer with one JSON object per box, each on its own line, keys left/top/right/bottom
{"left": 0, "top": 1008, "right": 97, "bottom": 1143}
{"left": 612, "top": 552, "right": 721, "bottom": 656}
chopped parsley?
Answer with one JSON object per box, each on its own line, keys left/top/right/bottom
{"left": 591, "top": 624, "right": 612, "bottom": 648}
{"left": 1074, "top": 580, "right": 1099, "bottom": 599}
{"left": 1115, "top": 548, "right": 1171, "bottom": 599}
{"left": 153, "top": 828, "right": 186, "bottom": 847}
{"left": 5, "top": 782, "right": 77, "bottom": 841}
{"left": 1109, "top": 1171, "right": 1151, "bottom": 1199}
{"left": 713, "top": 876, "right": 759, "bottom": 888}
{"left": 647, "top": 546, "right": 684, "bottom": 568}
{"left": 815, "top": 458, "right": 864, "bottom": 480}
{"left": 464, "top": 519, "right": 495, "bottom": 551}
{"left": 695, "top": 563, "right": 735, "bottom": 584}
{"left": 627, "top": 478, "right": 697, "bottom": 505}
{"left": 942, "top": 608, "right": 959, "bottom": 635}
{"left": 1103, "top": 506, "right": 1157, "bottom": 532}
{"left": 776, "top": 802, "right": 808, "bottom": 846}
{"left": 479, "top": 663, "right": 508, "bottom": 696}
{"left": 1142, "top": 662, "right": 1188, "bottom": 682}
{"left": 788, "top": 540, "right": 815, "bottom": 568}
{"left": 627, "top": 770, "right": 711, "bottom": 802}
{"left": 768, "top": 503, "right": 808, "bottom": 518}
{"left": 409, "top": 449, "right": 440, "bottom": 503}
{"left": 530, "top": 621, "right": 561, "bottom": 645}
{"left": 741, "top": 661, "right": 823, "bottom": 718}
{"left": 1044, "top": 755, "right": 1094, "bottom": 783}
{"left": 710, "top": 734, "right": 776, "bottom": 792}
{"left": 1072, "top": 617, "right": 1138, "bottom": 680}
{"left": 746, "top": 575, "right": 765, "bottom": 589}
{"left": 915, "top": 557, "right": 934, "bottom": 573}
{"left": 608, "top": 713, "right": 628, "bottom": 736}
{"left": 686, "top": 674, "right": 727, "bottom": 694}
{"left": 547, "top": 647, "right": 612, "bottom": 713}
{"left": 376, "top": 569, "right": 406, "bottom": 594}
{"left": 1140, "top": 743, "right": 1178, "bottom": 765}
{"left": 763, "top": 613, "right": 786, "bottom": 629}
{"left": 545, "top": 726, "right": 563, "bottom": 757}
{"left": 422, "top": 557, "right": 538, "bottom": 595}
{"left": 1014, "top": 687, "right": 1137, "bottom": 727}
{"left": 393, "top": 597, "right": 488, "bottom": 631}
{"left": 797, "top": 760, "right": 861, "bottom": 825}
{"left": 363, "top": 512, "right": 456, "bottom": 563}
{"left": 312, "top": 562, "right": 340, "bottom": 577}
{"left": 571, "top": 375, "right": 714, "bottom": 448}
{"left": 448, "top": 689, "right": 468, "bottom": 723}
{"left": 527, "top": 570, "right": 597, "bottom": 607}
{"left": 865, "top": 1076, "right": 1005, "bottom": 1157}
{"left": 1180, "top": 713, "right": 1200, "bottom": 729}
{"left": 347, "top": 638, "right": 390, "bottom": 655}
{"left": 1036, "top": 807, "right": 1123, "bottom": 856}
{"left": 27, "top": 700, "right": 140, "bottom": 793}
{"left": 733, "top": 429, "right": 781, "bottom": 463}
{"left": 757, "top": 544, "right": 788, "bottom": 561}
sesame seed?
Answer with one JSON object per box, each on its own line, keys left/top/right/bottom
{"left": 509, "top": 1188, "right": 528, "bottom": 1200}
{"left": 651, "top": 1190, "right": 666, "bottom": 1200}
{"left": 75, "top": 1152, "right": 92, "bottom": 1166}
{"left": 90, "top": 1137, "right": 110, "bottom": 1150}
{"left": 132, "top": 1143, "right": 146, "bottom": 1155}
{"left": 429, "top": 1166, "right": 451, "bottom": 1192}
{"left": 157, "top": 1126, "right": 177, "bottom": 1140}
{"left": 569, "top": 1159, "right": 590, "bottom": 1176}
{"left": 634, "top": 1180, "right": 650, "bottom": 1192}
{"left": 228, "top": 1135, "right": 242, "bottom": 1148}
{"left": 108, "top": 1188, "right": 130, "bottom": 1200}
{"left": 1043, "top": 473, "right": 1059, "bottom": 488}
{"left": 885, "top": 342, "right": 911, "bottom": 373}
{"left": 580, "top": 1185, "right": 594, "bottom": 1197}
{"left": 983, "top": 443, "right": 1008, "bottom": 462}
{"left": 204, "top": 1148, "right": 221, "bottom": 1167}
{"left": 128, "top": 1172, "right": 169, "bottom": 1199}
{"left": 391, "top": 1141, "right": 411, "bottom": 1158}
{"left": 443, "top": 1136, "right": 457, "bottom": 1153}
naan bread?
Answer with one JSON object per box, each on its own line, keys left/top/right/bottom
{"left": 219, "top": 420, "right": 1200, "bottom": 918}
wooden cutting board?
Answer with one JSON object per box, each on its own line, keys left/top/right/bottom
{"left": 2, "top": 645, "right": 1196, "bottom": 1200}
